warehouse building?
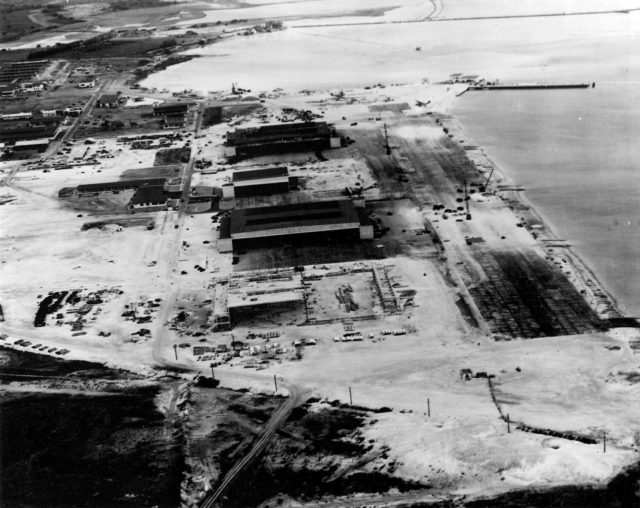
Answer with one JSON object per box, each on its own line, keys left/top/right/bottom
{"left": 0, "top": 112, "right": 32, "bottom": 122}
{"left": 217, "top": 199, "right": 373, "bottom": 252}
{"left": 12, "top": 138, "right": 50, "bottom": 153}
{"left": 222, "top": 166, "right": 295, "bottom": 198}
{"left": 0, "top": 60, "right": 49, "bottom": 84}
{"left": 0, "top": 123, "right": 58, "bottom": 144}
{"left": 224, "top": 121, "right": 342, "bottom": 159}
{"left": 73, "top": 178, "right": 166, "bottom": 195}
{"left": 153, "top": 102, "right": 190, "bottom": 117}
{"left": 61, "top": 177, "right": 180, "bottom": 213}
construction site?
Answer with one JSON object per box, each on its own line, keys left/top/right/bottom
{"left": 2, "top": 1, "right": 640, "bottom": 507}
{"left": 209, "top": 262, "right": 398, "bottom": 332}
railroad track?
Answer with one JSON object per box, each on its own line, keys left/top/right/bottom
{"left": 200, "top": 381, "right": 300, "bottom": 508}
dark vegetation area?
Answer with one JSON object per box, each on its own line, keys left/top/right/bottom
{"left": 28, "top": 33, "right": 178, "bottom": 60}
{"left": 219, "top": 401, "right": 423, "bottom": 507}
{"left": 0, "top": 348, "right": 182, "bottom": 508}
{"left": 133, "top": 54, "right": 196, "bottom": 80}
{"left": 0, "top": 3, "right": 76, "bottom": 43}
{"left": 0, "top": 345, "right": 136, "bottom": 381}
{"left": 1, "top": 389, "right": 183, "bottom": 508}
{"left": 110, "top": 0, "right": 178, "bottom": 11}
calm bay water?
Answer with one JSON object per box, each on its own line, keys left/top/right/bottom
{"left": 454, "top": 83, "right": 640, "bottom": 315}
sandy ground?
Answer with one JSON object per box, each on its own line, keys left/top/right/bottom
{"left": 2, "top": 2, "right": 640, "bottom": 501}
{"left": 206, "top": 256, "right": 640, "bottom": 496}
{"left": 0, "top": 138, "right": 185, "bottom": 372}
{"left": 3, "top": 79, "right": 639, "bottom": 503}
{"left": 3, "top": 83, "right": 639, "bottom": 500}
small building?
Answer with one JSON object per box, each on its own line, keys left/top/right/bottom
{"left": 20, "top": 82, "right": 44, "bottom": 93}
{"left": 96, "top": 93, "right": 119, "bottom": 108}
{"left": 164, "top": 178, "right": 184, "bottom": 193}
{"left": 30, "top": 110, "right": 59, "bottom": 127}
{"left": 128, "top": 185, "right": 169, "bottom": 213}
{"left": 162, "top": 114, "right": 186, "bottom": 130}
{"left": 63, "top": 107, "right": 83, "bottom": 117}
{"left": 222, "top": 166, "right": 292, "bottom": 199}
{"left": 0, "top": 83, "right": 20, "bottom": 98}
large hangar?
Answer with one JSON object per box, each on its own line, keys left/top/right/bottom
{"left": 217, "top": 199, "right": 373, "bottom": 252}
{"left": 224, "top": 121, "right": 342, "bottom": 159}
{"left": 222, "top": 166, "right": 294, "bottom": 199}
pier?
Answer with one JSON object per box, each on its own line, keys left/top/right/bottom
{"left": 470, "top": 83, "right": 593, "bottom": 91}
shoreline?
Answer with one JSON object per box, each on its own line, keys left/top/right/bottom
{"left": 441, "top": 114, "right": 624, "bottom": 321}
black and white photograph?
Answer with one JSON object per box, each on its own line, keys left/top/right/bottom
{"left": 1, "top": 1, "right": 640, "bottom": 507}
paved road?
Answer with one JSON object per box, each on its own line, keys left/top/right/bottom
{"left": 0, "top": 75, "right": 109, "bottom": 187}
{"left": 150, "top": 103, "right": 204, "bottom": 366}
{"left": 46, "top": 77, "right": 112, "bottom": 159}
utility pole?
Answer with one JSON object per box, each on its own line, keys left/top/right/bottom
{"left": 464, "top": 176, "right": 471, "bottom": 220}
{"left": 506, "top": 413, "right": 511, "bottom": 434}
{"left": 349, "top": 386, "right": 353, "bottom": 406}
{"left": 603, "top": 431, "right": 607, "bottom": 453}
{"left": 481, "top": 166, "right": 495, "bottom": 191}
{"left": 427, "top": 398, "right": 431, "bottom": 418}
{"left": 384, "top": 123, "right": 391, "bottom": 155}
{"left": 173, "top": 344, "right": 178, "bottom": 361}
{"left": 209, "top": 363, "right": 215, "bottom": 380}
{"left": 273, "top": 374, "right": 278, "bottom": 392}
{"left": 303, "top": 289, "right": 309, "bottom": 322}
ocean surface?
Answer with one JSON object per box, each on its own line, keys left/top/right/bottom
{"left": 453, "top": 83, "right": 640, "bottom": 316}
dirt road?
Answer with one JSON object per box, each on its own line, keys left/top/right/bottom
{"left": 200, "top": 380, "right": 305, "bottom": 508}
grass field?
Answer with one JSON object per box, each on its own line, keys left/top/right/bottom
{"left": 0, "top": 4, "right": 77, "bottom": 43}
